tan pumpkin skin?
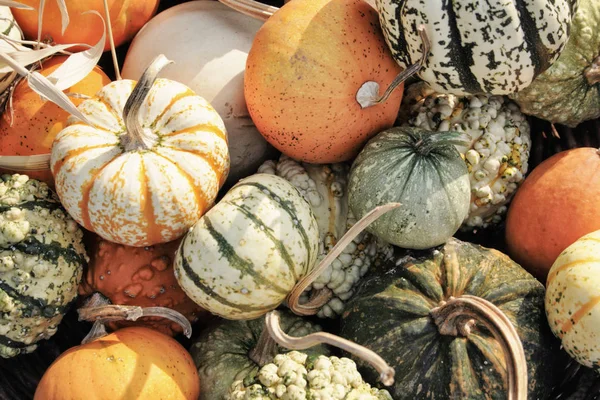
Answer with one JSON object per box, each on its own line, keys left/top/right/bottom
{"left": 245, "top": 0, "right": 403, "bottom": 163}
{"left": 34, "top": 327, "right": 200, "bottom": 400}
{"left": 79, "top": 237, "right": 208, "bottom": 336}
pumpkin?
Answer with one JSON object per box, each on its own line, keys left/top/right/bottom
{"left": 51, "top": 55, "right": 229, "bottom": 247}
{"left": 545, "top": 229, "right": 600, "bottom": 370}
{"left": 122, "top": 1, "right": 275, "bottom": 184}
{"left": 376, "top": 0, "right": 578, "bottom": 95}
{"left": 190, "top": 310, "right": 330, "bottom": 400}
{"left": 510, "top": 0, "right": 600, "bottom": 127}
{"left": 505, "top": 147, "right": 600, "bottom": 282}
{"left": 244, "top": 0, "right": 403, "bottom": 164}
{"left": 174, "top": 173, "right": 320, "bottom": 320}
{"left": 12, "top": 0, "right": 160, "bottom": 51}
{"left": 0, "top": 174, "right": 87, "bottom": 358}
{"left": 348, "top": 126, "right": 471, "bottom": 250}
{"left": 340, "top": 238, "right": 559, "bottom": 399}
{"left": 0, "top": 56, "right": 110, "bottom": 185}
{"left": 33, "top": 326, "right": 200, "bottom": 400}
{"left": 79, "top": 236, "right": 208, "bottom": 337}
{"left": 0, "top": 7, "right": 22, "bottom": 94}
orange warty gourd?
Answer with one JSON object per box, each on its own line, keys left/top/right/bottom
{"left": 79, "top": 237, "right": 208, "bottom": 336}
{"left": 505, "top": 147, "right": 600, "bottom": 282}
{"left": 12, "top": 0, "right": 160, "bottom": 51}
{"left": 244, "top": 0, "right": 403, "bottom": 163}
{"left": 0, "top": 56, "right": 110, "bottom": 185}
{"left": 34, "top": 327, "right": 200, "bottom": 400}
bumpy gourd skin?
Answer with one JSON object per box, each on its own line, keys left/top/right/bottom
{"left": 510, "top": 0, "right": 600, "bottom": 127}
{"left": 226, "top": 351, "right": 392, "bottom": 400}
{"left": 0, "top": 174, "right": 87, "bottom": 358}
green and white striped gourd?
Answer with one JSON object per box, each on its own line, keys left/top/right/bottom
{"left": 174, "top": 174, "right": 319, "bottom": 320}
{"left": 376, "top": 0, "right": 578, "bottom": 95}
{"left": 0, "top": 174, "right": 87, "bottom": 358}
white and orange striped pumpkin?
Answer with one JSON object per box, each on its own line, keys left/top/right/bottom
{"left": 51, "top": 55, "right": 229, "bottom": 247}
{"left": 545, "top": 229, "right": 600, "bottom": 370}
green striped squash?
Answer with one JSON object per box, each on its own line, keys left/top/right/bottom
{"left": 348, "top": 127, "right": 470, "bottom": 250}
{"left": 174, "top": 174, "right": 319, "bottom": 320}
{"left": 0, "top": 174, "right": 87, "bottom": 358}
{"left": 376, "top": 0, "right": 578, "bottom": 95}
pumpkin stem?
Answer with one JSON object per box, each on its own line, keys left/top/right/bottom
{"left": 430, "top": 295, "right": 528, "bottom": 400}
{"left": 585, "top": 56, "right": 600, "bottom": 86}
{"left": 103, "top": 0, "right": 121, "bottom": 80}
{"left": 356, "top": 25, "right": 431, "bottom": 109}
{"left": 265, "top": 310, "right": 395, "bottom": 386}
{"left": 218, "top": 0, "right": 280, "bottom": 21}
{"left": 248, "top": 321, "right": 279, "bottom": 367}
{"left": 77, "top": 292, "right": 192, "bottom": 344}
{"left": 286, "top": 203, "right": 402, "bottom": 315}
{"left": 122, "top": 55, "right": 173, "bottom": 151}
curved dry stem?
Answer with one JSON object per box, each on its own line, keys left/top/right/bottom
{"left": 218, "top": 0, "right": 279, "bottom": 21}
{"left": 266, "top": 310, "right": 395, "bottom": 386}
{"left": 585, "top": 56, "right": 600, "bottom": 86}
{"left": 78, "top": 292, "right": 192, "bottom": 343}
{"left": 430, "top": 295, "right": 527, "bottom": 400}
{"left": 357, "top": 25, "right": 431, "bottom": 109}
{"left": 122, "top": 54, "right": 172, "bottom": 151}
{"left": 287, "top": 203, "right": 401, "bottom": 315}
{"left": 248, "top": 321, "right": 279, "bottom": 367}
{"left": 102, "top": 0, "right": 121, "bottom": 80}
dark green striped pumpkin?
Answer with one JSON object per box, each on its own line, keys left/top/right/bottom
{"left": 340, "top": 238, "right": 559, "bottom": 399}
{"left": 174, "top": 174, "right": 319, "bottom": 320}
{"left": 375, "top": 0, "right": 578, "bottom": 95}
{"left": 0, "top": 174, "right": 87, "bottom": 358}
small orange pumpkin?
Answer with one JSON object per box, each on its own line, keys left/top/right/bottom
{"left": 12, "top": 0, "right": 160, "bottom": 52}
{"left": 79, "top": 237, "right": 208, "bottom": 336}
{"left": 244, "top": 0, "right": 403, "bottom": 163}
{"left": 506, "top": 147, "right": 600, "bottom": 282}
{"left": 0, "top": 56, "right": 110, "bottom": 185}
{"left": 34, "top": 327, "right": 200, "bottom": 400}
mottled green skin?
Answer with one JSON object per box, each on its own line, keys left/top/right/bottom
{"left": 340, "top": 238, "right": 559, "bottom": 400}
{"left": 190, "top": 310, "right": 330, "bottom": 400}
{"left": 348, "top": 127, "right": 470, "bottom": 250}
{"left": 511, "top": 0, "right": 600, "bottom": 127}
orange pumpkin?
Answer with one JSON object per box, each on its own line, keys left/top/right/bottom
{"left": 505, "top": 147, "right": 600, "bottom": 282}
{"left": 12, "top": 0, "right": 160, "bottom": 52}
{"left": 0, "top": 56, "right": 110, "bottom": 185}
{"left": 34, "top": 327, "right": 200, "bottom": 400}
{"left": 79, "top": 237, "right": 208, "bottom": 336}
{"left": 244, "top": 0, "right": 403, "bottom": 163}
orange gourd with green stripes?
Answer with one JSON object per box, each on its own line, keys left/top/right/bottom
{"left": 51, "top": 65, "right": 229, "bottom": 247}
{"left": 546, "top": 229, "right": 600, "bottom": 370}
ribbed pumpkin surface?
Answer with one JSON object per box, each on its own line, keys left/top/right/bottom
{"left": 174, "top": 174, "right": 319, "bottom": 320}
{"left": 340, "top": 238, "right": 558, "bottom": 399}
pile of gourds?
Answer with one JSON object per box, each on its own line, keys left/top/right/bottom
{"left": 0, "top": 0, "right": 599, "bottom": 399}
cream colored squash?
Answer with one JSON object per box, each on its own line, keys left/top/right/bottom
{"left": 122, "top": 1, "right": 273, "bottom": 184}
{"left": 51, "top": 56, "right": 229, "bottom": 247}
{"left": 546, "top": 229, "right": 600, "bottom": 370}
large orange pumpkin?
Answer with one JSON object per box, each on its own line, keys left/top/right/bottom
{"left": 505, "top": 147, "right": 600, "bottom": 282}
{"left": 34, "top": 327, "right": 200, "bottom": 400}
{"left": 0, "top": 56, "right": 110, "bottom": 185}
{"left": 244, "top": 0, "right": 403, "bottom": 163}
{"left": 79, "top": 237, "right": 208, "bottom": 336}
{"left": 12, "top": 0, "right": 160, "bottom": 51}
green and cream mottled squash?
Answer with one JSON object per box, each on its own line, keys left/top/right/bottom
{"left": 511, "top": 0, "right": 600, "bottom": 127}
{"left": 190, "top": 310, "right": 329, "bottom": 400}
{"left": 376, "top": 0, "right": 578, "bottom": 95}
{"left": 546, "top": 229, "right": 600, "bottom": 370}
{"left": 340, "top": 238, "right": 559, "bottom": 399}
{"left": 174, "top": 174, "right": 319, "bottom": 320}
{"left": 348, "top": 127, "right": 470, "bottom": 250}
{"left": 0, "top": 174, "right": 87, "bottom": 358}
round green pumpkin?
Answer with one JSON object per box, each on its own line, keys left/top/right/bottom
{"left": 340, "top": 238, "right": 559, "bottom": 399}
{"left": 348, "top": 127, "right": 470, "bottom": 250}
{"left": 510, "top": 0, "right": 600, "bottom": 127}
{"left": 190, "top": 310, "right": 330, "bottom": 400}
